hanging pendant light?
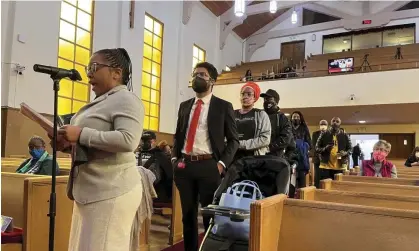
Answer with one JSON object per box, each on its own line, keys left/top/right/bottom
{"left": 269, "top": 1, "right": 277, "bottom": 14}
{"left": 234, "top": 0, "right": 245, "bottom": 17}
{"left": 291, "top": 9, "right": 298, "bottom": 24}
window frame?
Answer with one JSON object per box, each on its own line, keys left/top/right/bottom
{"left": 192, "top": 44, "right": 206, "bottom": 69}
{"left": 142, "top": 13, "right": 164, "bottom": 132}
{"left": 56, "top": 0, "right": 95, "bottom": 115}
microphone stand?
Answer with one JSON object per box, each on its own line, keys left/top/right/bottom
{"left": 48, "top": 77, "right": 61, "bottom": 251}
{"left": 33, "top": 64, "right": 81, "bottom": 251}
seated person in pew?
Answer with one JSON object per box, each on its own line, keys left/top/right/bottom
{"left": 143, "top": 138, "right": 173, "bottom": 204}
{"left": 360, "top": 140, "right": 397, "bottom": 178}
{"left": 15, "top": 136, "right": 59, "bottom": 175}
{"left": 405, "top": 146, "right": 419, "bottom": 167}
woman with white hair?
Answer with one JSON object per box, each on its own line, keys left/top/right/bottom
{"left": 359, "top": 140, "right": 397, "bottom": 178}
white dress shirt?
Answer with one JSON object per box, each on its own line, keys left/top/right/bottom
{"left": 182, "top": 93, "right": 213, "bottom": 155}
{"left": 173, "top": 93, "right": 225, "bottom": 168}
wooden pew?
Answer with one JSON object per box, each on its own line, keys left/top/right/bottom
{"left": 1, "top": 172, "right": 150, "bottom": 251}
{"left": 169, "top": 182, "right": 183, "bottom": 245}
{"left": 300, "top": 186, "right": 419, "bottom": 211}
{"left": 1, "top": 244, "right": 22, "bottom": 251}
{"left": 335, "top": 173, "right": 419, "bottom": 186}
{"left": 249, "top": 194, "right": 419, "bottom": 251}
{"left": 1, "top": 165, "right": 71, "bottom": 175}
{"left": 1, "top": 173, "right": 73, "bottom": 251}
{"left": 321, "top": 179, "right": 419, "bottom": 197}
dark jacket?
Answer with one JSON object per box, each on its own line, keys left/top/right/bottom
{"left": 292, "top": 125, "right": 311, "bottom": 149}
{"left": 172, "top": 95, "right": 239, "bottom": 168}
{"left": 15, "top": 156, "right": 59, "bottom": 176}
{"left": 213, "top": 155, "right": 290, "bottom": 203}
{"left": 316, "top": 129, "right": 352, "bottom": 165}
{"left": 268, "top": 112, "right": 293, "bottom": 157}
{"left": 352, "top": 144, "right": 361, "bottom": 156}
{"left": 311, "top": 130, "right": 322, "bottom": 164}
{"left": 144, "top": 148, "right": 173, "bottom": 203}
{"left": 405, "top": 155, "right": 419, "bottom": 167}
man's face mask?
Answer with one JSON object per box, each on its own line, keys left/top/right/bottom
{"left": 191, "top": 71, "right": 212, "bottom": 94}
{"left": 141, "top": 140, "right": 152, "bottom": 151}
{"left": 319, "top": 125, "right": 328, "bottom": 131}
{"left": 415, "top": 152, "right": 419, "bottom": 158}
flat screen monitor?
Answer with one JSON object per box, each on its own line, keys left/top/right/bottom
{"left": 328, "top": 57, "right": 354, "bottom": 73}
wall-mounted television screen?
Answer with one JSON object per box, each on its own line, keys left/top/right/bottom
{"left": 328, "top": 57, "right": 354, "bottom": 73}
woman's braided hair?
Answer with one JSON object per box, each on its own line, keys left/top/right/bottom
{"left": 95, "top": 48, "right": 133, "bottom": 91}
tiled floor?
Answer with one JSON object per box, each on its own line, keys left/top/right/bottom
{"left": 149, "top": 214, "right": 205, "bottom": 251}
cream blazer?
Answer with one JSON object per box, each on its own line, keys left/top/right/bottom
{"left": 68, "top": 85, "right": 144, "bottom": 204}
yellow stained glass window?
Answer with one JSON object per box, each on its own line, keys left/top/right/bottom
{"left": 192, "top": 44, "right": 206, "bottom": 70}
{"left": 57, "top": 0, "right": 93, "bottom": 115}
{"left": 142, "top": 13, "right": 163, "bottom": 131}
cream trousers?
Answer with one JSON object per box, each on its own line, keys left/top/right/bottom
{"left": 68, "top": 183, "right": 143, "bottom": 251}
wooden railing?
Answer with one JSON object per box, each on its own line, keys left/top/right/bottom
{"left": 215, "top": 60, "right": 419, "bottom": 85}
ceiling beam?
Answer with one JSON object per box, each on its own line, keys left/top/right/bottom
{"left": 302, "top": 2, "right": 354, "bottom": 19}
{"left": 252, "top": 8, "right": 296, "bottom": 37}
{"left": 182, "top": 1, "right": 195, "bottom": 25}
{"left": 219, "top": 1, "right": 307, "bottom": 49}
{"left": 362, "top": 1, "right": 370, "bottom": 16}
{"left": 244, "top": 8, "right": 419, "bottom": 61}
{"left": 380, "top": 1, "right": 410, "bottom": 12}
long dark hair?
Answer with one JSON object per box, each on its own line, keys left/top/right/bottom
{"left": 411, "top": 146, "right": 419, "bottom": 156}
{"left": 95, "top": 48, "right": 133, "bottom": 91}
{"left": 291, "top": 111, "right": 308, "bottom": 127}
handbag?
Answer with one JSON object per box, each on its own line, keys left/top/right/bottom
{"left": 212, "top": 180, "right": 263, "bottom": 241}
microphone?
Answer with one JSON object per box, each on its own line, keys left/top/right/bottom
{"left": 33, "top": 64, "right": 82, "bottom": 81}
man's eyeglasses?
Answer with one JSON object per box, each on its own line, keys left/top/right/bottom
{"left": 85, "top": 63, "right": 113, "bottom": 74}
{"left": 192, "top": 72, "right": 209, "bottom": 78}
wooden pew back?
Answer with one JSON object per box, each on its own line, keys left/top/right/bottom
{"left": 321, "top": 179, "right": 419, "bottom": 197}
{"left": 300, "top": 186, "right": 419, "bottom": 211}
{"left": 1, "top": 173, "right": 43, "bottom": 227}
{"left": 250, "top": 194, "right": 419, "bottom": 251}
{"left": 24, "top": 176, "right": 73, "bottom": 251}
{"left": 335, "top": 173, "right": 419, "bottom": 186}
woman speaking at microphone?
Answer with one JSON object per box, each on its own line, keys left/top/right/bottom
{"left": 55, "top": 48, "right": 144, "bottom": 251}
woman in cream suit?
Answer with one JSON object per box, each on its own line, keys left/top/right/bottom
{"left": 56, "top": 48, "right": 144, "bottom": 251}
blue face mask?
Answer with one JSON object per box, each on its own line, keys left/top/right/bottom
{"left": 29, "top": 149, "right": 45, "bottom": 159}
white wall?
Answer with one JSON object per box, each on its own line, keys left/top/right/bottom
{"left": 212, "top": 68, "right": 419, "bottom": 110}
{"left": 1, "top": 1, "right": 242, "bottom": 134}
{"left": 250, "top": 15, "right": 419, "bottom": 62}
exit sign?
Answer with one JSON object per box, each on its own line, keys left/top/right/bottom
{"left": 362, "top": 20, "right": 372, "bottom": 24}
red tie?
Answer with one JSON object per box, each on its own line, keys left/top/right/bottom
{"left": 185, "top": 99, "right": 203, "bottom": 154}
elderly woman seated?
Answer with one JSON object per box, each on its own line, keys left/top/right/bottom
{"left": 15, "top": 136, "right": 59, "bottom": 175}
{"left": 359, "top": 140, "right": 397, "bottom": 178}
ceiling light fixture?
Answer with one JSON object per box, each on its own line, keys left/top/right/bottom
{"left": 269, "top": 1, "right": 277, "bottom": 14}
{"left": 234, "top": 0, "right": 245, "bottom": 17}
{"left": 291, "top": 9, "right": 298, "bottom": 24}
{"left": 359, "top": 120, "right": 366, "bottom": 124}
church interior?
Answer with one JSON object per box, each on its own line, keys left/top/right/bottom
{"left": 1, "top": 0, "right": 419, "bottom": 250}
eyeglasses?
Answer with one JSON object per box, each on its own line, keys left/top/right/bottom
{"left": 373, "top": 147, "right": 389, "bottom": 153}
{"left": 28, "top": 145, "right": 43, "bottom": 150}
{"left": 191, "top": 72, "right": 209, "bottom": 78}
{"left": 85, "top": 62, "right": 113, "bottom": 74}
{"left": 240, "top": 92, "right": 254, "bottom": 98}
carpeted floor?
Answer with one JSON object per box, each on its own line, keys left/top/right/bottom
{"left": 148, "top": 214, "right": 205, "bottom": 251}
{"left": 160, "top": 233, "right": 205, "bottom": 251}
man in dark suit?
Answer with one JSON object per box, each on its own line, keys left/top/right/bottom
{"left": 311, "top": 120, "right": 328, "bottom": 188}
{"left": 172, "top": 62, "right": 239, "bottom": 251}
